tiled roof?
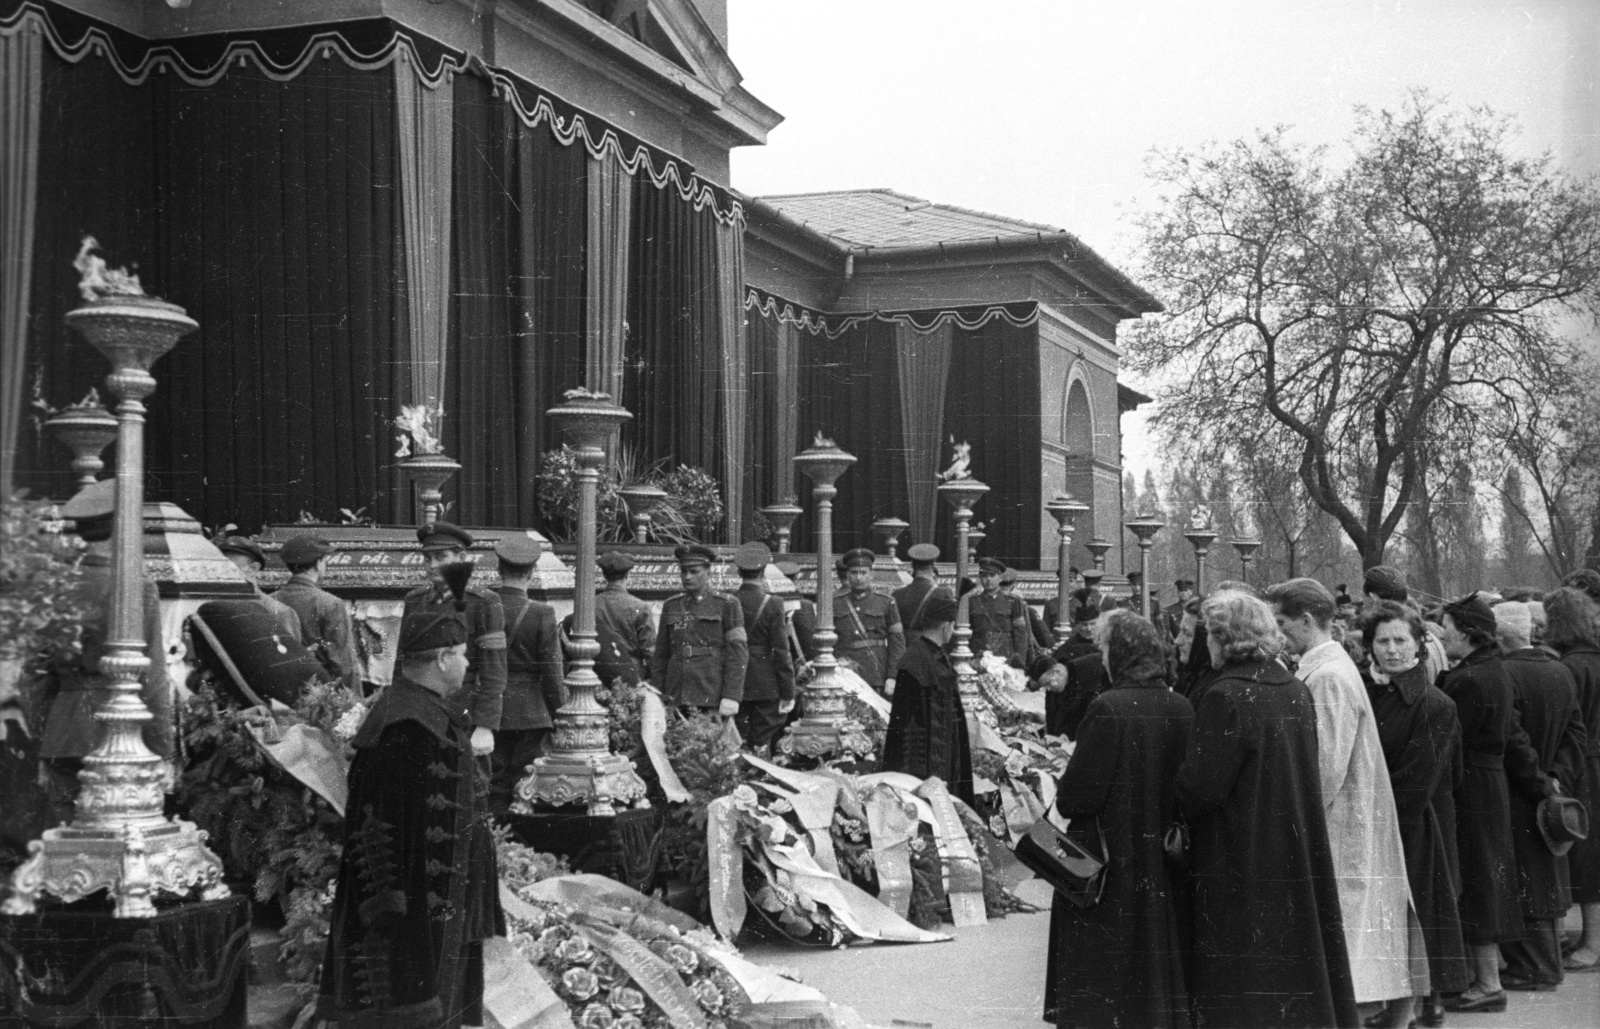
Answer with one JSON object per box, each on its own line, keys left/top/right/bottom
{"left": 755, "top": 188, "right": 1069, "bottom": 252}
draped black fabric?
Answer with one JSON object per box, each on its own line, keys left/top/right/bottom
{"left": 149, "top": 61, "right": 405, "bottom": 530}
{"left": 445, "top": 75, "right": 588, "bottom": 528}
{"left": 16, "top": 47, "right": 156, "bottom": 504}
{"left": 746, "top": 305, "right": 783, "bottom": 515}
{"left": 934, "top": 320, "right": 1042, "bottom": 567}
{"left": 623, "top": 174, "right": 724, "bottom": 527}
{"left": 794, "top": 321, "right": 908, "bottom": 556}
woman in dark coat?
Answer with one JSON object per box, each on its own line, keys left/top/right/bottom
{"left": 1435, "top": 594, "right": 1543, "bottom": 1013}
{"left": 1044, "top": 611, "right": 1193, "bottom": 1029}
{"left": 1546, "top": 587, "right": 1600, "bottom": 971}
{"left": 1360, "top": 601, "right": 1470, "bottom": 1027}
{"left": 880, "top": 587, "right": 974, "bottom": 804}
{"left": 1174, "top": 590, "right": 1358, "bottom": 1029}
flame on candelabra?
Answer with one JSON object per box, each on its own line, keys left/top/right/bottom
{"left": 73, "top": 237, "right": 146, "bottom": 303}
{"left": 1190, "top": 504, "right": 1212, "bottom": 531}
{"left": 394, "top": 403, "right": 444, "bottom": 458}
{"left": 938, "top": 438, "right": 973, "bottom": 482}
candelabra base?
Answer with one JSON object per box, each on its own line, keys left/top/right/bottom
{"left": 4, "top": 817, "right": 228, "bottom": 919}
{"left": 514, "top": 753, "right": 649, "bottom": 817}
{"left": 776, "top": 672, "right": 874, "bottom": 763}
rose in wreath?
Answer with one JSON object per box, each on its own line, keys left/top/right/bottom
{"left": 690, "top": 977, "right": 727, "bottom": 1015}
{"left": 557, "top": 935, "right": 597, "bottom": 966}
{"left": 576, "top": 1001, "right": 616, "bottom": 1029}
{"left": 562, "top": 966, "right": 601, "bottom": 1001}
{"left": 607, "top": 986, "right": 646, "bottom": 1015}
{"left": 612, "top": 1016, "right": 645, "bottom": 1029}
{"left": 664, "top": 942, "right": 699, "bottom": 975}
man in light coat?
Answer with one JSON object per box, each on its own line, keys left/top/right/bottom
{"left": 1270, "top": 577, "right": 1423, "bottom": 1017}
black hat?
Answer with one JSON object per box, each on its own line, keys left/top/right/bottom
{"left": 1537, "top": 794, "right": 1589, "bottom": 856}
{"left": 418, "top": 522, "right": 473, "bottom": 553}
{"left": 281, "top": 535, "right": 333, "bottom": 567}
{"left": 1443, "top": 594, "right": 1497, "bottom": 638}
{"left": 912, "top": 587, "right": 959, "bottom": 631}
{"left": 1082, "top": 568, "right": 1105, "bottom": 585}
{"left": 1174, "top": 578, "right": 1195, "bottom": 591}
{"left": 1363, "top": 565, "right": 1409, "bottom": 602}
{"left": 907, "top": 543, "right": 940, "bottom": 564}
{"left": 62, "top": 480, "right": 116, "bottom": 541}
{"left": 1072, "top": 595, "right": 1102, "bottom": 624}
{"left": 398, "top": 611, "right": 467, "bottom": 656}
{"left": 674, "top": 543, "right": 716, "bottom": 569}
{"left": 977, "top": 556, "right": 1007, "bottom": 575}
{"left": 216, "top": 536, "right": 267, "bottom": 567}
{"left": 598, "top": 551, "right": 634, "bottom": 577}
{"left": 734, "top": 542, "right": 773, "bottom": 572}
{"left": 1126, "top": 570, "right": 1143, "bottom": 584}
{"left": 494, "top": 535, "right": 543, "bottom": 567}
{"left": 842, "top": 547, "right": 875, "bottom": 570}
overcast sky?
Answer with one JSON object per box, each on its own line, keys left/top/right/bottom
{"left": 726, "top": 0, "right": 1600, "bottom": 480}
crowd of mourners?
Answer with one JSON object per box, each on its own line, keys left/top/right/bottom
{"left": 1027, "top": 566, "right": 1600, "bottom": 1029}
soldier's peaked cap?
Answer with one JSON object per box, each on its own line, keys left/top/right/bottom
{"left": 418, "top": 522, "right": 474, "bottom": 552}
{"left": 494, "top": 535, "right": 543, "bottom": 566}
{"left": 842, "top": 547, "right": 875, "bottom": 569}
{"left": 598, "top": 551, "right": 634, "bottom": 576}
{"left": 977, "top": 556, "right": 1008, "bottom": 574}
{"left": 215, "top": 535, "right": 267, "bottom": 566}
{"left": 734, "top": 542, "right": 773, "bottom": 572}
{"left": 775, "top": 561, "right": 801, "bottom": 579}
{"left": 906, "top": 543, "right": 940, "bottom": 563}
{"left": 399, "top": 611, "right": 468, "bottom": 656}
{"left": 999, "top": 568, "right": 1019, "bottom": 585}
{"left": 674, "top": 543, "right": 716, "bottom": 568}
{"left": 281, "top": 535, "right": 333, "bottom": 566}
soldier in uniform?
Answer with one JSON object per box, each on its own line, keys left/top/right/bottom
{"left": 216, "top": 535, "right": 303, "bottom": 641}
{"left": 776, "top": 561, "right": 818, "bottom": 665}
{"left": 400, "top": 523, "right": 506, "bottom": 761}
{"left": 652, "top": 544, "right": 747, "bottom": 715}
{"left": 1002, "top": 567, "right": 1053, "bottom": 661}
{"left": 732, "top": 543, "right": 796, "bottom": 752}
{"left": 274, "top": 534, "right": 362, "bottom": 690}
{"left": 489, "top": 536, "right": 564, "bottom": 814}
{"left": 1163, "top": 578, "right": 1196, "bottom": 641}
{"left": 893, "top": 543, "right": 941, "bottom": 632}
{"left": 967, "top": 556, "right": 1031, "bottom": 667}
{"left": 834, "top": 547, "right": 905, "bottom": 696}
{"left": 593, "top": 551, "right": 655, "bottom": 688}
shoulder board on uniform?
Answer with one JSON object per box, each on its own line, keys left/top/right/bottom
{"left": 404, "top": 584, "right": 430, "bottom": 597}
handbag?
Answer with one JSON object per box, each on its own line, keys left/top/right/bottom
{"left": 1015, "top": 815, "right": 1107, "bottom": 908}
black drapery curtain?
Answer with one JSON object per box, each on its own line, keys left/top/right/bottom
{"left": 794, "top": 320, "right": 907, "bottom": 556}
{"left": 746, "top": 305, "right": 783, "bottom": 515}
{"left": 149, "top": 61, "right": 406, "bottom": 531}
{"left": 623, "top": 173, "right": 724, "bottom": 526}
{"left": 17, "top": 48, "right": 157, "bottom": 504}
{"left": 445, "top": 74, "right": 588, "bottom": 528}
{"left": 934, "top": 319, "right": 1042, "bottom": 567}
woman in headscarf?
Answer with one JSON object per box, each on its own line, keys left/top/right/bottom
{"left": 1544, "top": 588, "right": 1600, "bottom": 973}
{"left": 1174, "top": 590, "right": 1358, "bottom": 1029}
{"left": 880, "top": 587, "right": 973, "bottom": 804}
{"left": 1360, "top": 600, "right": 1470, "bottom": 1028}
{"left": 1043, "top": 610, "right": 1193, "bottom": 1028}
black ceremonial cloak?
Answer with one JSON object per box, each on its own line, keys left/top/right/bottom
{"left": 881, "top": 636, "right": 974, "bottom": 804}
{"left": 316, "top": 674, "right": 503, "bottom": 1029}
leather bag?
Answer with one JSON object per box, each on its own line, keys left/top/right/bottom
{"left": 1015, "top": 816, "right": 1107, "bottom": 908}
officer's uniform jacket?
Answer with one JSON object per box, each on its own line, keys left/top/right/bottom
{"left": 967, "top": 590, "right": 1030, "bottom": 665}
{"left": 275, "top": 574, "right": 361, "bottom": 689}
{"left": 494, "top": 585, "right": 565, "bottom": 731}
{"left": 594, "top": 582, "right": 656, "bottom": 686}
{"left": 651, "top": 589, "right": 747, "bottom": 708}
{"left": 833, "top": 587, "right": 906, "bottom": 688}
{"left": 892, "top": 576, "right": 939, "bottom": 632}
{"left": 401, "top": 583, "right": 507, "bottom": 729}
{"left": 736, "top": 582, "right": 795, "bottom": 703}
{"left": 788, "top": 597, "right": 818, "bottom": 663}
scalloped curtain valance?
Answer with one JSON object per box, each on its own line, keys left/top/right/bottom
{"left": 743, "top": 287, "right": 1039, "bottom": 340}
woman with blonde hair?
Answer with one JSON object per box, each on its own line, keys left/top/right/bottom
{"left": 1174, "top": 590, "right": 1357, "bottom": 1028}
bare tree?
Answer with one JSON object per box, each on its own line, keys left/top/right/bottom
{"left": 1127, "top": 93, "right": 1600, "bottom": 568}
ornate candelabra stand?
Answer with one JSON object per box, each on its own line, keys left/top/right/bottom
{"left": 6, "top": 294, "right": 226, "bottom": 918}
{"left": 1045, "top": 493, "right": 1089, "bottom": 640}
{"left": 400, "top": 452, "right": 460, "bottom": 527}
{"left": 519, "top": 390, "right": 646, "bottom": 815}
{"left": 1084, "top": 536, "right": 1112, "bottom": 573}
{"left": 938, "top": 475, "right": 991, "bottom": 719}
{"left": 871, "top": 516, "right": 909, "bottom": 562}
{"left": 1123, "top": 512, "right": 1166, "bottom": 620}
{"left": 966, "top": 524, "right": 986, "bottom": 566}
{"left": 779, "top": 435, "right": 860, "bottom": 760}
{"left": 759, "top": 499, "right": 803, "bottom": 555}
{"left": 1184, "top": 522, "right": 1219, "bottom": 596}
{"left": 44, "top": 401, "right": 119, "bottom": 489}
{"left": 617, "top": 483, "right": 667, "bottom": 544}
{"left": 1232, "top": 535, "right": 1262, "bottom": 586}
